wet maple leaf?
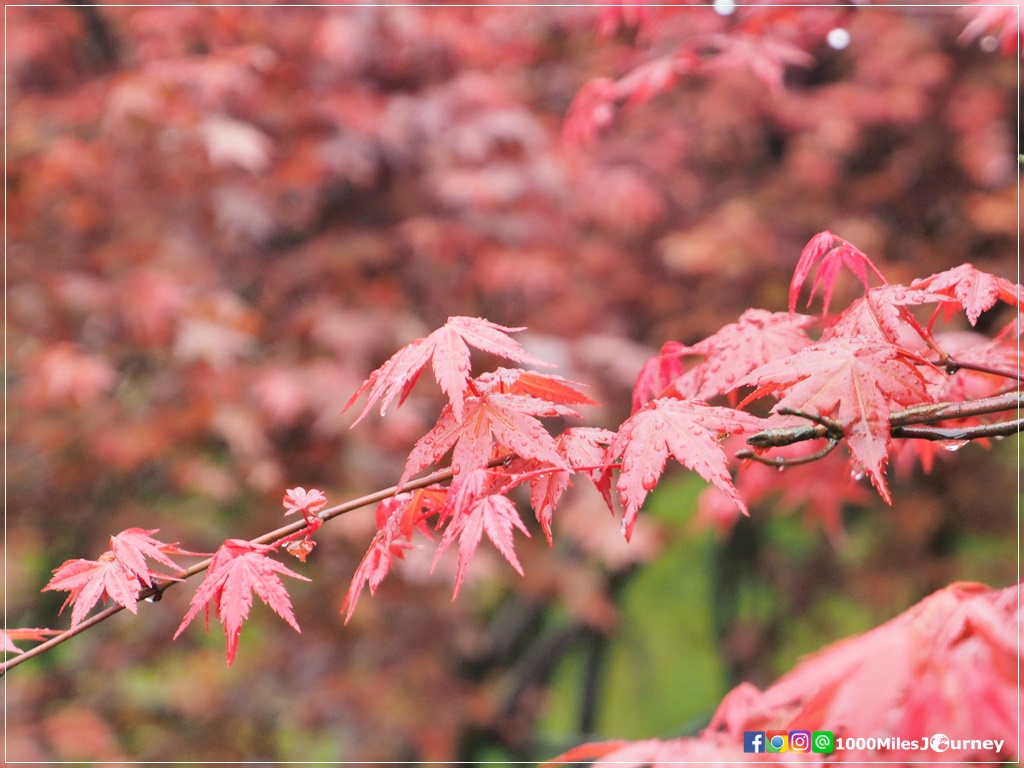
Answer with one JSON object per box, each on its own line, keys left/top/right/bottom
{"left": 345, "top": 316, "right": 550, "bottom": 424}
{"left": 433, "top": 484, "right": 530, "bottom": 599}
{"left": 341, "top": 487, "right": 445, "bottom": 622}
{"left": 714, "top": 581, "right": 1019, "bottom": 761}
{"left": 911, "top": 263, "right": 1022, "bottom": 326}
{"left": 174, "top": 539, "right": 310, "bottom": 665}
{"left": 740, "top": 339, "right": 933, "bottom": 502}
{"left": 674, "top": 309, "right": 813, "bottom": 402}
{"left": 529, "top": 427, "right": 616, "bottom": 544}
{"left": 476, "top": 368, "right": 596, "bottom": 406}
{"left": 789, "top": 231, "right": 885, "bottom": 315}
{"left": 44, "top": 528, "right": 197, "bottom": 627}
{"left": 108, "top": 528, "right": 199, "bottom": 587}
{"left": 631, "top": 341, "right": 689, "bottom": 412}
{"left": 399, "top": 392, "right": 571, "bottom": 487}
{"left": 45, "top": 556, "right": 144, "bottom": 628}
{"left": 341, "top": 533, "right": 414, "bottom": 623}
{"left": 605, "top": 399, "right": 762, "bottom": 540}
{"left": 548, "top": 581, "right": 1018, "bottom": 765}
{"left": 935, "top": 328, "right": 1021, "bottom": 401}
{"left": 822, "top": 283, "right": 946, "bottom": 348}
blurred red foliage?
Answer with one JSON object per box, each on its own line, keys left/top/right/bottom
{"left": 6, "top": 3, "right": 1018, "bottom": 763}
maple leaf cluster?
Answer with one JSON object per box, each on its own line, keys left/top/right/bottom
{"left": 550, "top": 580, "right": 1018, "bottom": 765}
{"left": 340, "top": 235, "right": 1020, "bottom": 615}
{"left": 43, "top": 529, "right": 199, "bottom": 627}
{"left": 342, "top": 316, "right": 610, "bottom": 613}
{"left": 40, "top": 492, "right": 324, "bottom": 666}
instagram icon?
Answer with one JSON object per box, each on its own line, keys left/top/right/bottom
{"left": 790, "top": 730, "right": 811, "bottom": 752}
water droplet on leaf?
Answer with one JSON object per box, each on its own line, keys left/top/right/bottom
{"left": 641, "top": 471, "right": 658, "bottom": 491}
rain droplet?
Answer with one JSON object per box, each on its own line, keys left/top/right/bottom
{"left": 641, "top": 472, "right": 658, "bottom": 491}
{"left": 713, "top": 0, "right": 736, "bottom": 15}
{"left": 777, "top": 465, "right": 785, "bottom": 473}
{"left": 852, "top": 471, "right": 865, "bottom": 482}
{"left": 939, "top": 439, "right": 968, "bottom": 452}
{"left": 826, "top": 27, "right": 851, "bottom": 50}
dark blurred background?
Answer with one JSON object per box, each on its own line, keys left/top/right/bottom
{"left": 6, "top": 3, "right": 1018, "bottom": 763}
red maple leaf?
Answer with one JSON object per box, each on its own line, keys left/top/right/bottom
{"left": 433, "top": 485, "right": 530, "bottom": 599}
{"left": 713, "top": 581, "right": 1018, "bottom": 760}
{"left": 45, "top": 556, "right": 143, "bottom": 628}
{"left": 282, "top": 486, "right": 328, "bottom": 518}
{"left": 108, "top": 528, "right": 198, "bottom": 587}
{"left": 174, "top": 539, "right": 310, "bottom": 665}
{"left": 673, "top": 309, "right": 813, "bottom": 402}
{"left": 631, "top": 341, "right": 689, "bottom": 412}
{"left": 44, "top": 528, "right": 197, "bottom": 627}
{"left": 345, "top": 316, "right": 550, "bottom": 424}
{"left": 342, "top": 486, "right": 446, "bottom": 621}
{"left": 936, "top": 328, "right": 1022, "bottom": 402}
{"left": 476, "top": 368, "right": 597, "bottom": 406}
{"left": 399, "top": 391, "right": 571, "bottom": 486}
{"left": 912, "top": 263, "right": 1022, "bottom": 326}
{"left": 605, "top": 398, "right": 762, "bottom": 540}
{"left": 527, "top": 427, "right": 615, "bottom": 543}
{"left": 823, "top": 283, "right": 946, "bottom": 348}
{"left": 548, "top": 581, "right": 1018, "bottom": 765}
{"left": 789, "top": 231, "right": 886, "bottom": 315}
{"left": 341, "top": 532, "right": 414, "bottom": 623}
{"left": 740, "top": 339, "right": 933, "bottom": 502}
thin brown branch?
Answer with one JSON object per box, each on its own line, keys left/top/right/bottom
{"left": 891, "top": 418, "right": 1024, "bottom": 441}
{"left": 737, "top": 434, "right": 840, "bottom": 467}
{"left": 889, "top": 391, "right": 1023, "bottom": 426}
{"left": 2, "top": 456, "right": 511, "bottom": 676}
{"left": 742, "top": 391, "right": 1022, "bottom": 453}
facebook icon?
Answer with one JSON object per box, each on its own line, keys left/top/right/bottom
{"left": 744, "top": 732, "right": 766, "bottom": 753}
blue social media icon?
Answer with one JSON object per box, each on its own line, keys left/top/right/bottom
{"left": 743, "top": 731, "right": 766, "bottom": 753}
